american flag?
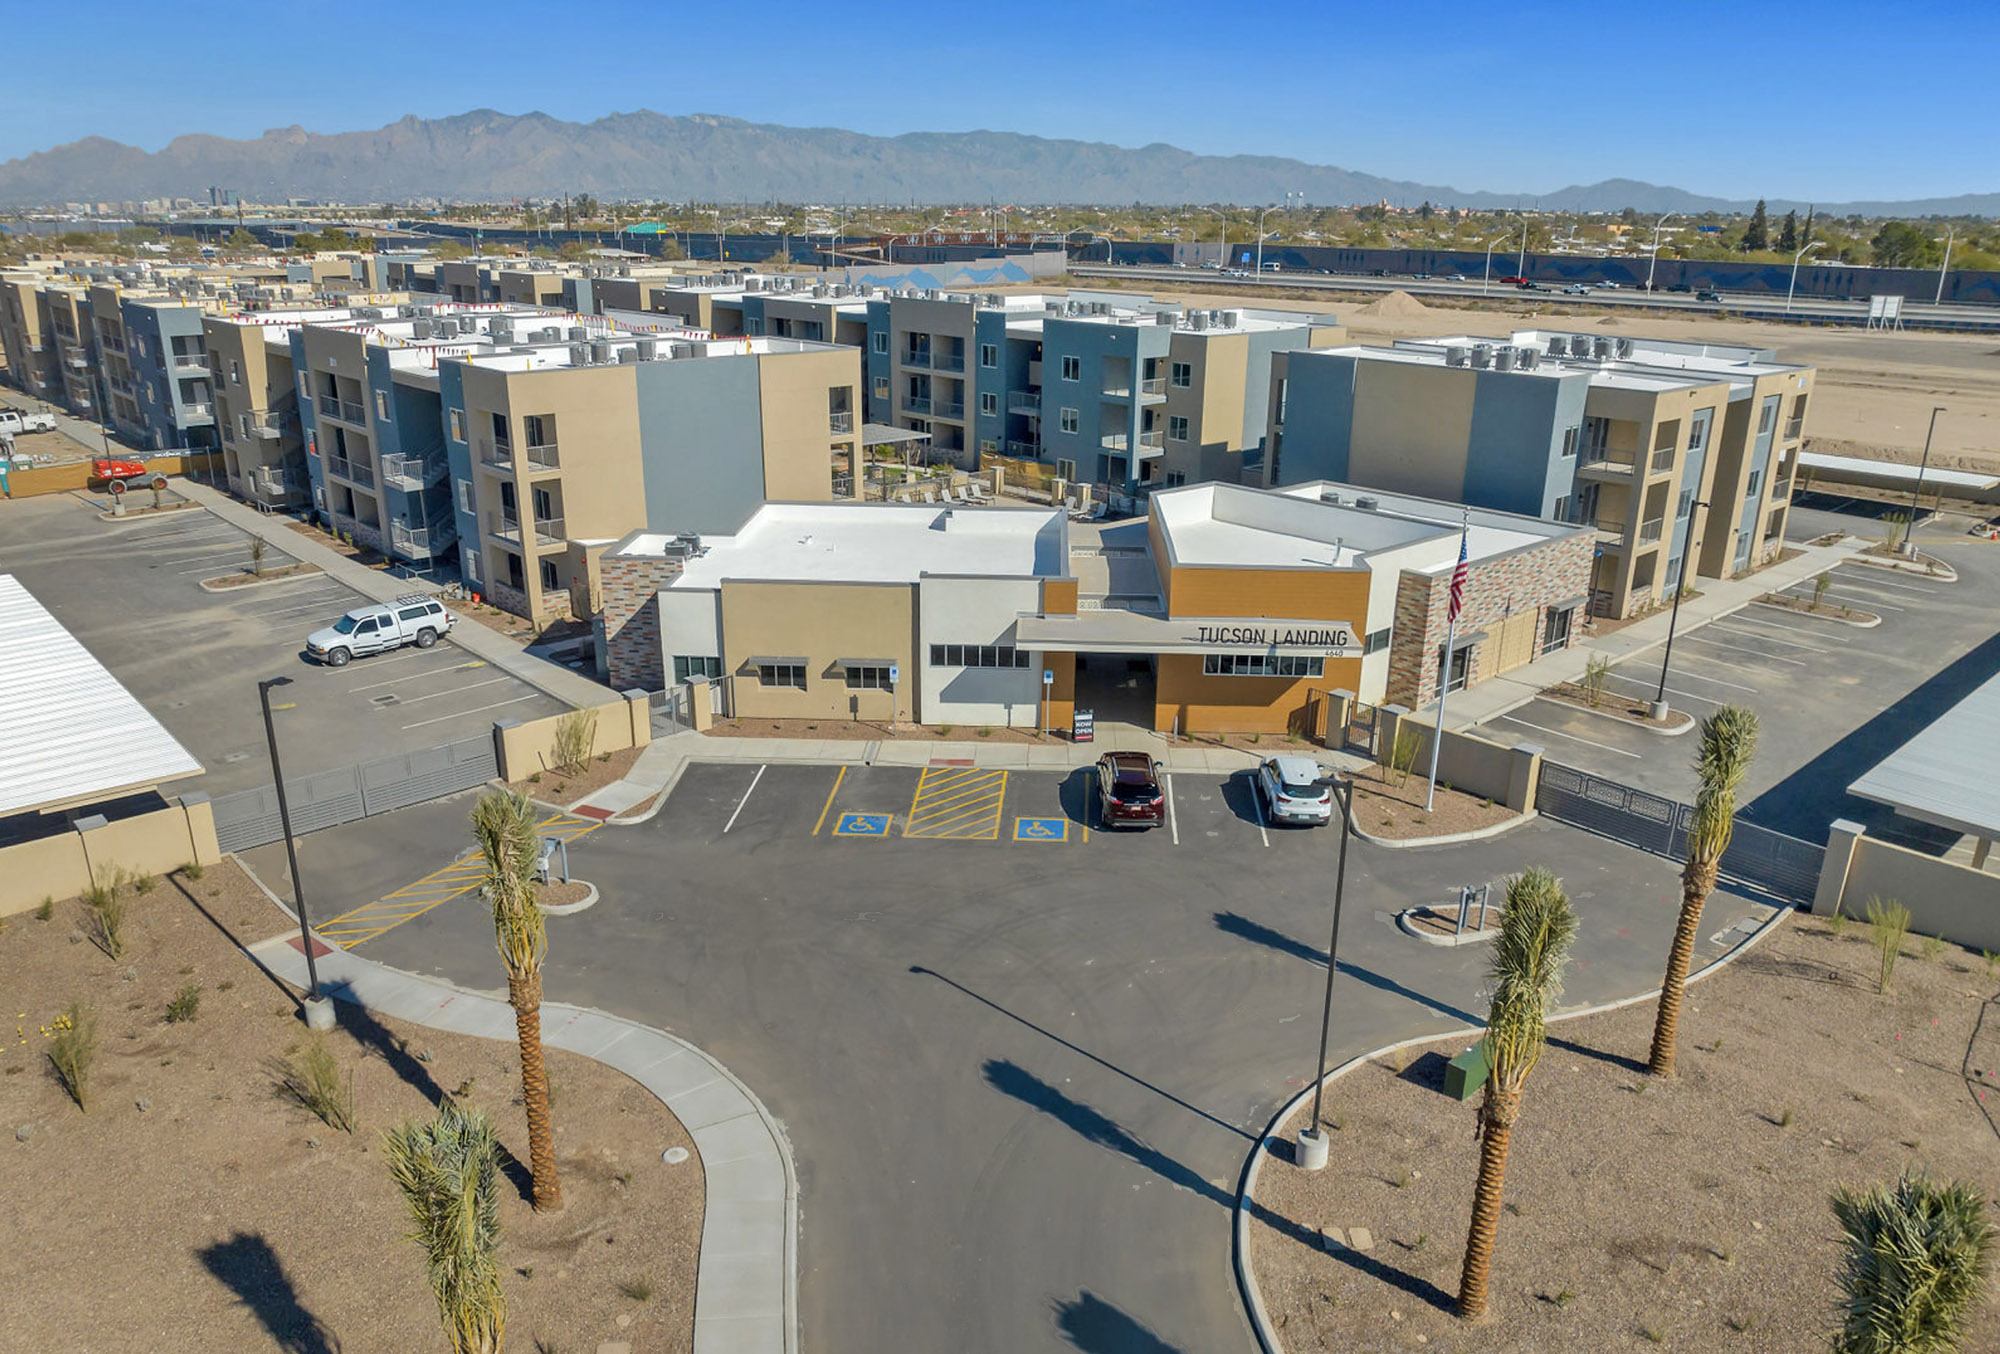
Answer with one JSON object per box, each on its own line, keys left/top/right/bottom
{"left": 1447, "top": 530, "right": 1470, "bottom": 623}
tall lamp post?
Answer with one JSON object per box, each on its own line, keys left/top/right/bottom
{"left": 1650, "top": 500, "right": 1709, "bottom": 722}
{"left": 1203, "top": 207, "right": 1229, "bottom": 271}
{"left": 1297, "top": 776, "right": 1355, "bottom": 1171}
{"left": 1784, "top": 240, "right": 1824, "bottom": 313}
{"left": 258, "top": 675, "right": 334, "bottom": 1030}
{"left": 1935, "top": 228, "right": 1955, "bottom": 305}
{"left": 1903, "top": 406, "right": 1946, "bottom": 557}
{"left": 1481, "top": 235, "right": 1508, "bottom": 295}
{"left": 1644, "top": 212, "right": 1679, "bottom": 292}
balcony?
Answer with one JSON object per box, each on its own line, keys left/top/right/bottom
{"left": 1648, "top": 445, "right": 1677, "bottom": 475}
{"left": 933, "top": 350, "right": 966, "bottom": 373}
{"left": 255, "top": 467, "right": 300, "bottom": 500}
{"left": 1101, "top": 429, "right": 1166, "bottom": 457}
{"left": 901, "top": 349, "right": 932, "bottom": 370}
{"left": 325, "top": 454, "right": 375, "bottom": 489}
{"left": 521, "top": 441, "right": 560, "bottom": 473}
{"left": 487, "top": 510, "right": 565, "bottom": 550}
{"left": 1784, "top": 416, "right": 1804, "bottom": 442}
{"left": 933, "top": 400, "right": 966, "bottom": 421}
{"left": 830, "top": 411, "right": 854, "bottom": 435}
{"left": 379, "top": 452, "right": 449, "bottom": 491}
{"left": 246, "top": 409, "right": 286, "bottom": 439}
{"left": 1005, "top": 438, "right": 1041, "bottom": 458}
{"left": 64, "top": 352, "right": 89, "bottom": 370}
{"left": 390, "top": 518, "right": 459, "bottom": 558}
{"left": 171, "top": 353, "right": 209, "bottom": 372}
{"left": 903, "top": 395, "right": 932, "bottom": 416}
{"left": 1578, "top": 445, "right": 1636, "bottom": 476}
{"left": 1140, "top": 376, "right": 1167, "bottom": 396}
{"left": 1592, "top": 519, "right": 1628, "bottom": 547}
{"left": 180, "top": 402, "right": 214, "bottom": 425}
{"left": 1008, "top": 390, "right": 1040, "bottom": 415}
{"left": 317, "top": 393, "right": 366, "bottom": 426}
{"left": 1639, "top": 516, "right": 1666, "bottom": 545}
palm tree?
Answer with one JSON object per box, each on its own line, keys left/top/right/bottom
{"left": 384, "top": 1101, "right": 507, "bottom": 1354}
{"left": 1832, "top": 1170, "right": 1994, "bottom": 1354}
{"left": 1647, "top": 704, "right": 1759, "bottom": 1077}
{"left": 1457, "top": 868, "right": 1577, "bottom": 1321}
{"left": 471, "top": 788, "right": 562, "bottom": 1212}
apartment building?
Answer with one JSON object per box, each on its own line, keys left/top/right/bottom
{"left": 863, "top": 290, "right": 1344, "bottom": 490}
{"left": 101, "top": 289, "right": 220, "bottom": 453}
{"left": 42, "top": 285, "right": 100, "bottom": 422}
{"left": 205, "top": 306, "right": 356, "bottom": 509}
{"left": 1265, "top": 330, "right": 1814, "bottom": 617}
{"left": 0, "top": 271, "right": 59, "bottom": 404}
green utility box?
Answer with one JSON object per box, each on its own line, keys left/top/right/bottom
{"left": 1444, "top": 1043, "right": 1491, "bottom": 1102}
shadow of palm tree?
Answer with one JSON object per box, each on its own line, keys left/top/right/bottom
{"left": 1212, "top": 910, "right": 1484, "bottom": 1025}
{"left": 197, "top": 1232, "right": 341, "bottom": 1354}
{"left": 1051, "top": 1289, "right": 1182, "bottom": 1352}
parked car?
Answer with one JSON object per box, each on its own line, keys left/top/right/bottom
{"left": 1597, "top": 280, "right": 1621, "bottom": 290}
{"left": 1255, "top": 756, "right": 1335, "bottom": 826}
{"left": 306, "top": 594, "right": 454, "bottom": 667}
{"left": 1562, "top": 283, "right": 1592, "bottom": 295}
{"left": 1667, "top": 282, "right": 1693, "bottom": 294}
{"left": 1696, "top": 288, "right": 1722, "bottom": 303}
{"left": 1447, "top": 272, "right": 1468, "bottom": 281}
{"left": 1094, "top": 751, "right": 1166, "bottom": 829}
{"left": 0, "top": 408, "right": 57, "bottom": 436}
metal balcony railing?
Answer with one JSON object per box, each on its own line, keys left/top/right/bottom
{"left": 933, "top": 401, "right": 965, "bottom": 420}
{"left": 1784, "top": 416, "right": 1804, "bottom": 441}
{"left": 172, "top": 353, "right": 209, "bottom": 371}
{"left": 829, "top": 412, "right": 854, "bottom": 434}
{"left": 1580, "top": 444, "right": 1635, "bottom": 470}
{"left": 902, "top": 348, "right": 931, "bottom": 369}
{"left": 1008, "top": 390, "right": 1040, "bottom": 414}
{"left": 476, "top": 435, "right": 512, "bottom": 467}
{"left": 317, "top": 393, "right": 366, "bottom": 425}
{"left": 1140, "top": 376, "right": 1168, "bottom": 395}
{"left": 379, "top": 453, "right": 448, "bottom": 491}
{"left": 488, "top": 511, "right": 565, "bottom": 548}
{"left": 180, "top": 402, "right": 214, "bottom": 423}
{"left": 1639, "top": 516, "right": 1666, "bottom": 544}
{"left": 326, "top": 454, "right": 375, "bottom": 489}
{"left": 1650, "top": 446, "right": 1677, "bottom": 473}
{"left": 246, "top": 409, "right": 286, "bottom": 438}
{"left": 903, "top": 395, "right": 932, "bottom": 416}
{"left": 933, "top": 350, "right": 965, "bottom": 373}
{"left": 522, "top": 441, "right": 560, "bottom": 471}
{"left": 1005, "top": 438, "right": 1040, "bottom": 458}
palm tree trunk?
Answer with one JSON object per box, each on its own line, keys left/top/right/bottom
{"left": 1457, "top": 1086, "right": 1519, "bottom": 1320}
{"left": 508, "top": 971, "right": 563, "bottom": 1212}
{"left": 1648, "top": 871, "right": 1713, "bottom": 1077}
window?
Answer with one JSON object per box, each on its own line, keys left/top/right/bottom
{"left": 872, "top": 331, "right": 888, "bottom": 355}
{"left": 1688, "top": 408, "right": 1713, "bottom": 454}
{"left": 1364, "top": 627, "right": 1392, "bottom": 656}
{"left": 979, "top": 438, "right": 998, "bottom": 455}
{"left": 758, "top": 662, "right": 806, "bottom": 689}
{"left": 1060, "top": 355, "right": 1080, "bottom": 382}
{"left": 979, "top": 343, "right": 997, "bottom": 368}
{"left": 1553, "top": 495, "right": 1571, "bottom": 523}
{"left": 1170, "top": 361, "right": 1192, "bottom": 388}
{"left": 464, "top": 551, "right": 480, "bottom": 583}
{"left": 1541, "top": 607, "right": 1574, "bottom": 655}
{"left": 1164, "top": 471, "right": 1187, "bottom": 488}
{"left": 929, "top": 644, "right": 1031, "bottom": 669}
{"left": 300, "top": 373, "right": 311, "bottom": 399}
{"left": 845, "top": 665, "right": 893, "bottom": 690}
{"left": 374, "top": 390, "right": 390, "bottom": 420}
{"left": 1437, "top": 643, "right": 1471, "bottom": 694}
{"left": 523, "top": 414, "right": 553, "bottom": 447}
{"left": 1677, "top": 487, "right": 1695, "bottom": 518}
{"left": 1745, "top": 468, "right": 1763, "bottom": 497}
{"left": 673, "top": 655, "right": 722, "bottom": 683}
{"left": 539, "top": 559, "right": 559, "bottom": 591}
{"left": 873, "top": 376, "right": 890, "bottom": 399}
{"left": 397, "top": 606, "right": 431, "bottom": 623}
{"left": 1758, "top": 397, "right": 1778, "bottom": 434}
{"left": 491, "top": 411, "right": 509, "bottom": 446}
{"left": 1560, "top": 425, "right": 1579, "bottom": 458}
{"left": 980, "top": 392, "right": 998, "bottom": 416}
{"left": 1202, "top": 653, "right": 1325, "bottom": 678}
{"left": 1056, "top": 458, "right": 1077, "bottom": 481}
{"left": 1059, "top": 407, "right": 1079, "bottom": 434}
{"left": 1168, "top": 415, "right": 1189, "bottom": 442}
{"left": 456, "top": 479, "right": 475, "bottom": 513}
{"left": 448, "top": 408, "right": 464, "bottom": 442}
{"left": 229, "top": 359, "right": 242, "bottom": 385}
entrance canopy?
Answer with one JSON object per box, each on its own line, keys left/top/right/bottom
{"left": 1849, "top": 670, "right": 2000, "bottom": 841}
{"left": 1018, "top": 610, "right": 1359, "bottom": 657}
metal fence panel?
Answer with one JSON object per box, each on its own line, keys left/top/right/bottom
{"left": 210, "top": 733, "right": 498, "bottom": 854}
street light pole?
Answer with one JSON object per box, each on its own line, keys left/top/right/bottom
{"left": 1255, "top": 204, "right": 1274, "bottom": 276}
{"left": 1935, "top": 228, "right": 1955, "bottom": 305}
{"left": 1785, "top": 241, "right": 1825, "bottom": 313}
{"left": 1482, "top": 236, "right": 1506, "bottom": 295}
{"left": 1650, "top": 500, "right": 1708, "bottom": 721}
{"left": 258, "top": 675, "right": 333, "bottom": 1029}
{"left": 1645, "top": 212, "right": 1678, "bottom": 292}
{"left": 1903, "top": 405, "right": 1946, "bottom": 556}
{"left": 1297, "top": 776, "right": 1354, "bottom": 1171}
{"left": 1517, "top": 218, "right": 1530, "bottom": 278}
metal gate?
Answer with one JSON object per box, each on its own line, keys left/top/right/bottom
{"left": 210, "top": 733, "right": 499, "bottom": 854}
{"left": 1535, "top": 761, "right": 1824, "bottom": 906}
{"left": 1343, "top": 700, "right": 1381, "bottom": 759}
{"left": 651, "top": 685, "right": 693, "bottom": 735}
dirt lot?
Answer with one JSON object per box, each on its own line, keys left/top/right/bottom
{"left": 509, "top": 744, "right": 646, "bottom": 805}
{"left": 0, "top": 861, "right": 702, "bottom": 1353}
{"left": 1248, "top": 915, "right": 2000, "bottom": 1352}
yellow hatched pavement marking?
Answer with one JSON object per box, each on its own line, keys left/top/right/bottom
{"left": 320, "top": 811, "right": 603, "bottom": 949}
{"left": 902, "top": 767, "right": 1008, "bottom": 840}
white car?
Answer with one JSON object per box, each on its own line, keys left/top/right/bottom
{"left": 306, "top": 595, "right": 454, "bottom": 667}
{"left": 1256, "top": 755, "right": 1335, "bottom": 826}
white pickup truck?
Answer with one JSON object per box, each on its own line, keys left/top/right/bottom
{"left": 305, "top": 594, "right": 455, "bottom": 667}
{"left": 0, "top": 408, "right": 58, "bottom": 436}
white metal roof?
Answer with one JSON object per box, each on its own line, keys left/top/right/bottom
{"left": 0, "top": 575, "right": 204, "bottom": 816}
{"left": 1799, "top": 450, "right": 1999, "bottom": 491}
{"left": 1848, "top": 671, "right": 2000, "bottom": 841}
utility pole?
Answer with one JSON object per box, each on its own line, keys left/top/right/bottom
{"left": 1903, "top": 406, "right": 1946, "bottom": 556}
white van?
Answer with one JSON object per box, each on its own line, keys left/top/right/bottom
{"left": 0, "top": 409, "right": 58, "bottom": 436}
{"left": 305, "top": 595, "right": 454, "bottom": 667}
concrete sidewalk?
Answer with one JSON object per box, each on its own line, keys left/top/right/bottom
{"left": 249, "top": 933, "right": 797, "bottom": 1354}
{"left": 172, "top": 479, "right": 611, "bottom": 709}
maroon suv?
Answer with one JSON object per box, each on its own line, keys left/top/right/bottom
{"left": 1095, "top": 751, "right": 1166, "bottom": 829}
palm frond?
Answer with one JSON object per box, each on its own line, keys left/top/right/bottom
{"left": 1482, "top": 868, "right": 1578, "bottom": 1093}
{"left": 1832, "top": 1170, "right": 1994, "bottom": 1354}
{"left": 472, "top": 789, "right": 546, "bottom": 978}
{"left": 1685, "top": 704, "right": 1759, "bottom": 867}
{"left": 383, "top": 1102, "right": 507, "bottom": 1353}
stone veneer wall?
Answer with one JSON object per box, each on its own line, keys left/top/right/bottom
{"left": 599, "top": 553, "right": 686, "bottom": 692}
{"left": 1385, "top": 532, "right": 1594, "bottom": 709}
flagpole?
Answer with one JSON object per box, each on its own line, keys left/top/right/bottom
{"left": 1423, "top": 512, "right": 1470, "bottom": 813}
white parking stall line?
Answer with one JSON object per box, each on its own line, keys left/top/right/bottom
{"left": 1711, "top": 620, "right": 1835, "bottom": 653}
{"left": 237, "top": 592, "right": 352, "bottom": 620}
{"left": 722, "top": 765, "right": 767, "bottom": 834}
{"left": 139, "top": 535, "right": 245, "bottom": 555}
{"left": 329, "top": 647, "right": 452, "bottom": 674}
{"left": 1680, "top": 634, "right": 1808, "bottom": 667}
{"left": 1498, "top": 714, "right": 1643, "bottom": 759}
{"left": 1247, "top": 777, "right": 1270, "bottom": 847}
{"left": 401, "top": 693, "right": 542, "bottom": 731}
{"left": 1164, "top": 773, "right": 1180, "bottom": 846}
{"left": 347, "top": 660, "right": 483, "bottom": 692}
{"left": 1786, "top": 585, "right": 1905, "bottom": 612}
{"left": 1831, "top": 569, "right": 1941, "bottom": 596}
{"left": 1603, "top": 673, "right": 1725, "bottom": 706}
{"left": 174, "top": 552, "right": 283, "bottom": 573}
{"left": 1646, "top": 665, "right": 1758, "bottom": 693}
{"left": 386, "top": 675, "right": 513, "bottom": 707}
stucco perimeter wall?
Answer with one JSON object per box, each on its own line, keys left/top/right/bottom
{"left": 0, "top": 796, "right": 222, "bottom": 918}
{"left": 493, "top": 695, "right": 652, "bottom": 783}
{"left": 1374, "top": 710, "right": 1543, "bottom": 812}
{"left": 1814, "top": 819, "right": 2000, "bottom": 953}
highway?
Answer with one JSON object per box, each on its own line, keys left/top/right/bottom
{"left": 1070, "top": 263, "right": 2000, "bottom": 332}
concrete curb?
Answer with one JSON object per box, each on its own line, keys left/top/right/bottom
{"left": 1542, "top": 693, "right": 1697, "bottom": 737}
{"left": 96, "top": 502, "right": 201, "bottom": 523}
{"left": 1232, "top": 904, "right": 1793, "bottom": 1354}
{"left": 536, "top": 880, "right": 600, "bottom": 916}
{"left": 1394, "top": 905, "right": 1500, "bottom": 946}
{"left": 1845, "top": 553, "right": 1958, "bottom": 583}
{"left": 241, "top": 932, "right": 800, "bottom": 1354}
{"left": 1748, "top": 598, "right": 1882, "bottom": 629}
{"left": 196, "top": 566, "right": 325, "bottom": 593}
{"left": 1350, "top": 808, "right": 1537, "bottom": 850}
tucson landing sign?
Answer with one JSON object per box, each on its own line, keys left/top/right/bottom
{"left": 1191, "top": 622, "right": 1355, "bottom": 651}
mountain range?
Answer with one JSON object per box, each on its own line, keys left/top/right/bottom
{"left": 1, "top": 110, "right": 1992, "bottom": 217}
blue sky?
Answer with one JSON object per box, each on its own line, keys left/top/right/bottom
{"left": 1, "top": 0, "right": 1990, "bottom": 202}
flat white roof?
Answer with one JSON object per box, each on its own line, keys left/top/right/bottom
{"left": 1849, "top": 671, "right": 2000, "bottom": 840}
{"left": 0, "top": 575, "right": 203, "bottom": 816}
{"left": 1799, "top": 450, "right": 1999, "bottom": 491}
{"left": 632, "top": 503, "right": 1068, "bottom": 588}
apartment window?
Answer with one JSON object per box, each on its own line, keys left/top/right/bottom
{"left": 1677, "top": 487, "right": 1695, "bottom": 518}
{"left": 1168, "top": 415, "right": 1189, "bottom": 442}
{"left": 758, "top": 662, "right": 807, "bottom": 689}
{"left": 672, "top": 655, "right": 722, "bottom": 683}
{"left": 374, "top": 390, "right": 390, "bottom": 420}
{"left": 873, "top": 376, "right": 890, "bottom": 399}
{"left": 1745, "top": 468, "right": 1763, "bottom": 498}
{"left": 980, "top": 392, "right": 998, "bottom": 416}
{"left": 979, "top": 343, "right": 997, "bottom": 368}
{"left": 539, "top": 559, "right": 559, "bottom": 591}
{"left": 1060, "top": 355, "right": 1080, "bottom": 382}
{"left": 1541, "top": 607, "right": 1575, "bottom": 655}
{"left": 1758, "top": 397, "right": 1778, "bottom": 434}
{"left": 872, "top": 331, "right": 888, "bottom": 355}
{"left": 1059, "top": 407, "right": 1079, "bottom": 434}
{"left": 1553, "top": 495, "right": 1571, "bottom": 522}
{"left": 299, "top": 373, "right": 311, "bottom": 399}
{"left": 1688, "top": 408, "right": 1713, "bottom": 454}
{"left": 229, "top": 359, "right": 242, "bottom": 385}
{"left": 1202, "top": 653, "right": 1325, "bottom": 678}
{"left": 929, "top": 644, "right": 1031, "bottom": 669}
{"left": 845, "top": 665, "right": 894, "bottom": 690}
{"left": 1560, "top": 425, "right": 1579, "bottom": 458}
{"left": 1164, "top": 471, "right": 1187, "bottom": 488}
{"left": 1171, "top": 361, "right": 1192, "bottom": 388}
{"left": 524, "top": 414, "right": 554, "bottom": 447}
{"left": 979, "top": 438, "right": 998, "bottom": 455}
{"left": 463, "top": 552, "right": 480, "bottom": 584}
{"left": 491, "top": 411, "right": 510, "bottom": 446}
{"left": 448, "top": 408, "right": 464, "bottom": 442}
{"left": 1056, "top": 458, "right": 1077, "bottom": 481}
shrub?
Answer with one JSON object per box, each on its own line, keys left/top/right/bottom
{"left": 1918, "top": 934, "right": 1946, "bottom": 962}
{"left": 1580, "top": 655, "right": 1612, "bottom": 708}
{"left": 84, "top": 871, "right": 130, "bottom": 959}
{"left": 249, "top": 536, "right": 268, "bottom": 578}
{"left": 181, "top": 859, "right": 205, "bottom": 881}
{"left": 132, "top": 872, "right": 157, "bottom": 895}
{"left": 281, "top": 1034, "right": 355, "bottom": 1133}
{"left": 1811, "top": 573, "right": 1832, "bottom": 611}
{"left": 1831, "top": 1171, "right": 1994, "bottom": 1354}
{"left": 616, "top": 1275, "right": 656, "bottom": 1302}
{"left": 1387, "top": 725, "right": 1423, "bottom": 787}
{"left": 47, "top": 1002, "right": 97, "bottom": 1112}
{"left": 34, "top": 896, "right": 53, "bottom": 921}
{"left": 1866, "top": 897, "right": 1911, "bottom": 995}
{"left": 549, "top": 708, "right": 597, "bottom": 776}
{"left": 165, "top": 982, "right": 202, "bottom": 1024}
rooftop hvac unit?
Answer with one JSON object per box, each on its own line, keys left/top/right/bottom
{"left": 1615, "top": 337, "right": 1634, "bottom": 358}
{"left": 1319, "top": 489, "right": 1342, "bottom": 504}
{"left": 1445, "top": 346, "right": 1469, "bottom": 367}
{"left": 568, "top": 326, "right": 588, "bottom": 342}
{"left": 1208, "top": 309, "right": 1224, "bottom": 326}
{"left": 1221, "top": 310, "right": 1241, "bottom": 327}
{"left": 397, "top": 304, "right": 415, "bottom": 318}
{"left": 635, "top": 338, "right": 659, "bottom": 361}
{"left": 1495, "top": 348, "right": 1516, "bottom": 371}
{"left": 1470, "top": 344, "right": 1492, "bottom": 369}
{"left": 568, "top": 343, "right": 588, "bottom": 366}
{"left": 617, "top": 347, "right": 637, "bottom": 364}
{"left": 812, "top": 283, "right": 828, "bottom": 298}
{"left": 1355, "top": 496, "right": 1379, "bottom": 510}
{"left": 591, "top": 339, "right": 613, "bottom": 364}
{"left": 1190, "top": 311, "right": 1209, "bottom": 331}
{"left": 1517, "top": 347, "right": 1539, "bottom": 370}
{"left": 412, "top": 318, "right": 433, "bottom": 339}
{"left": 1154, "top": 310, "right": 1175, "bottom": 325}
{"left": 1544, "top": 334, "right": 1568, "bottom": 357}
{"left": 1593, "top": 336, "right": 1612, "bottom": 360}
{"left": 671, "top": 342, "right": 695, "bottom": 358}
{"left": 541, "top": 327, "right": 562, "bottom": 342}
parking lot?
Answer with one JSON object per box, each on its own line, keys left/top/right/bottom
{"left": 0, "top": 493, "right": 564, "bottom": 794}
{"left": 340, "top": 758, "right": 1773, "bottom": 1354}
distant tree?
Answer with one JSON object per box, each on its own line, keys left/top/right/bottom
{"left": 225, "top": 229, "right": 259, "bottom": 250}
{"left": 1418, "top": 200, "right": 1434, "bottom": 220}
{"left": 1776, "top": 210, "right": 1798, "bottom": 253}
{"left": 1742, "top": 200, "right": 1770, "bottom": 252}
{"left": 1871, "top": 220, "right": 1941, "bottom": 269}
{"left": 1801, "top": 205, "right": 1816, "bottom": 248}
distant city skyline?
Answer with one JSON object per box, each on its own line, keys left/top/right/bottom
{"left": 1, "top": 0, "right": 1991, "bottom": 203}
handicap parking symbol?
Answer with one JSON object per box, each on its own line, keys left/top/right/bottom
{"left": 833, "top": 812, "right": 891, "bottom": 837}
{"left": 1013, "top": 816, "right": 1070, "bottom": 843}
